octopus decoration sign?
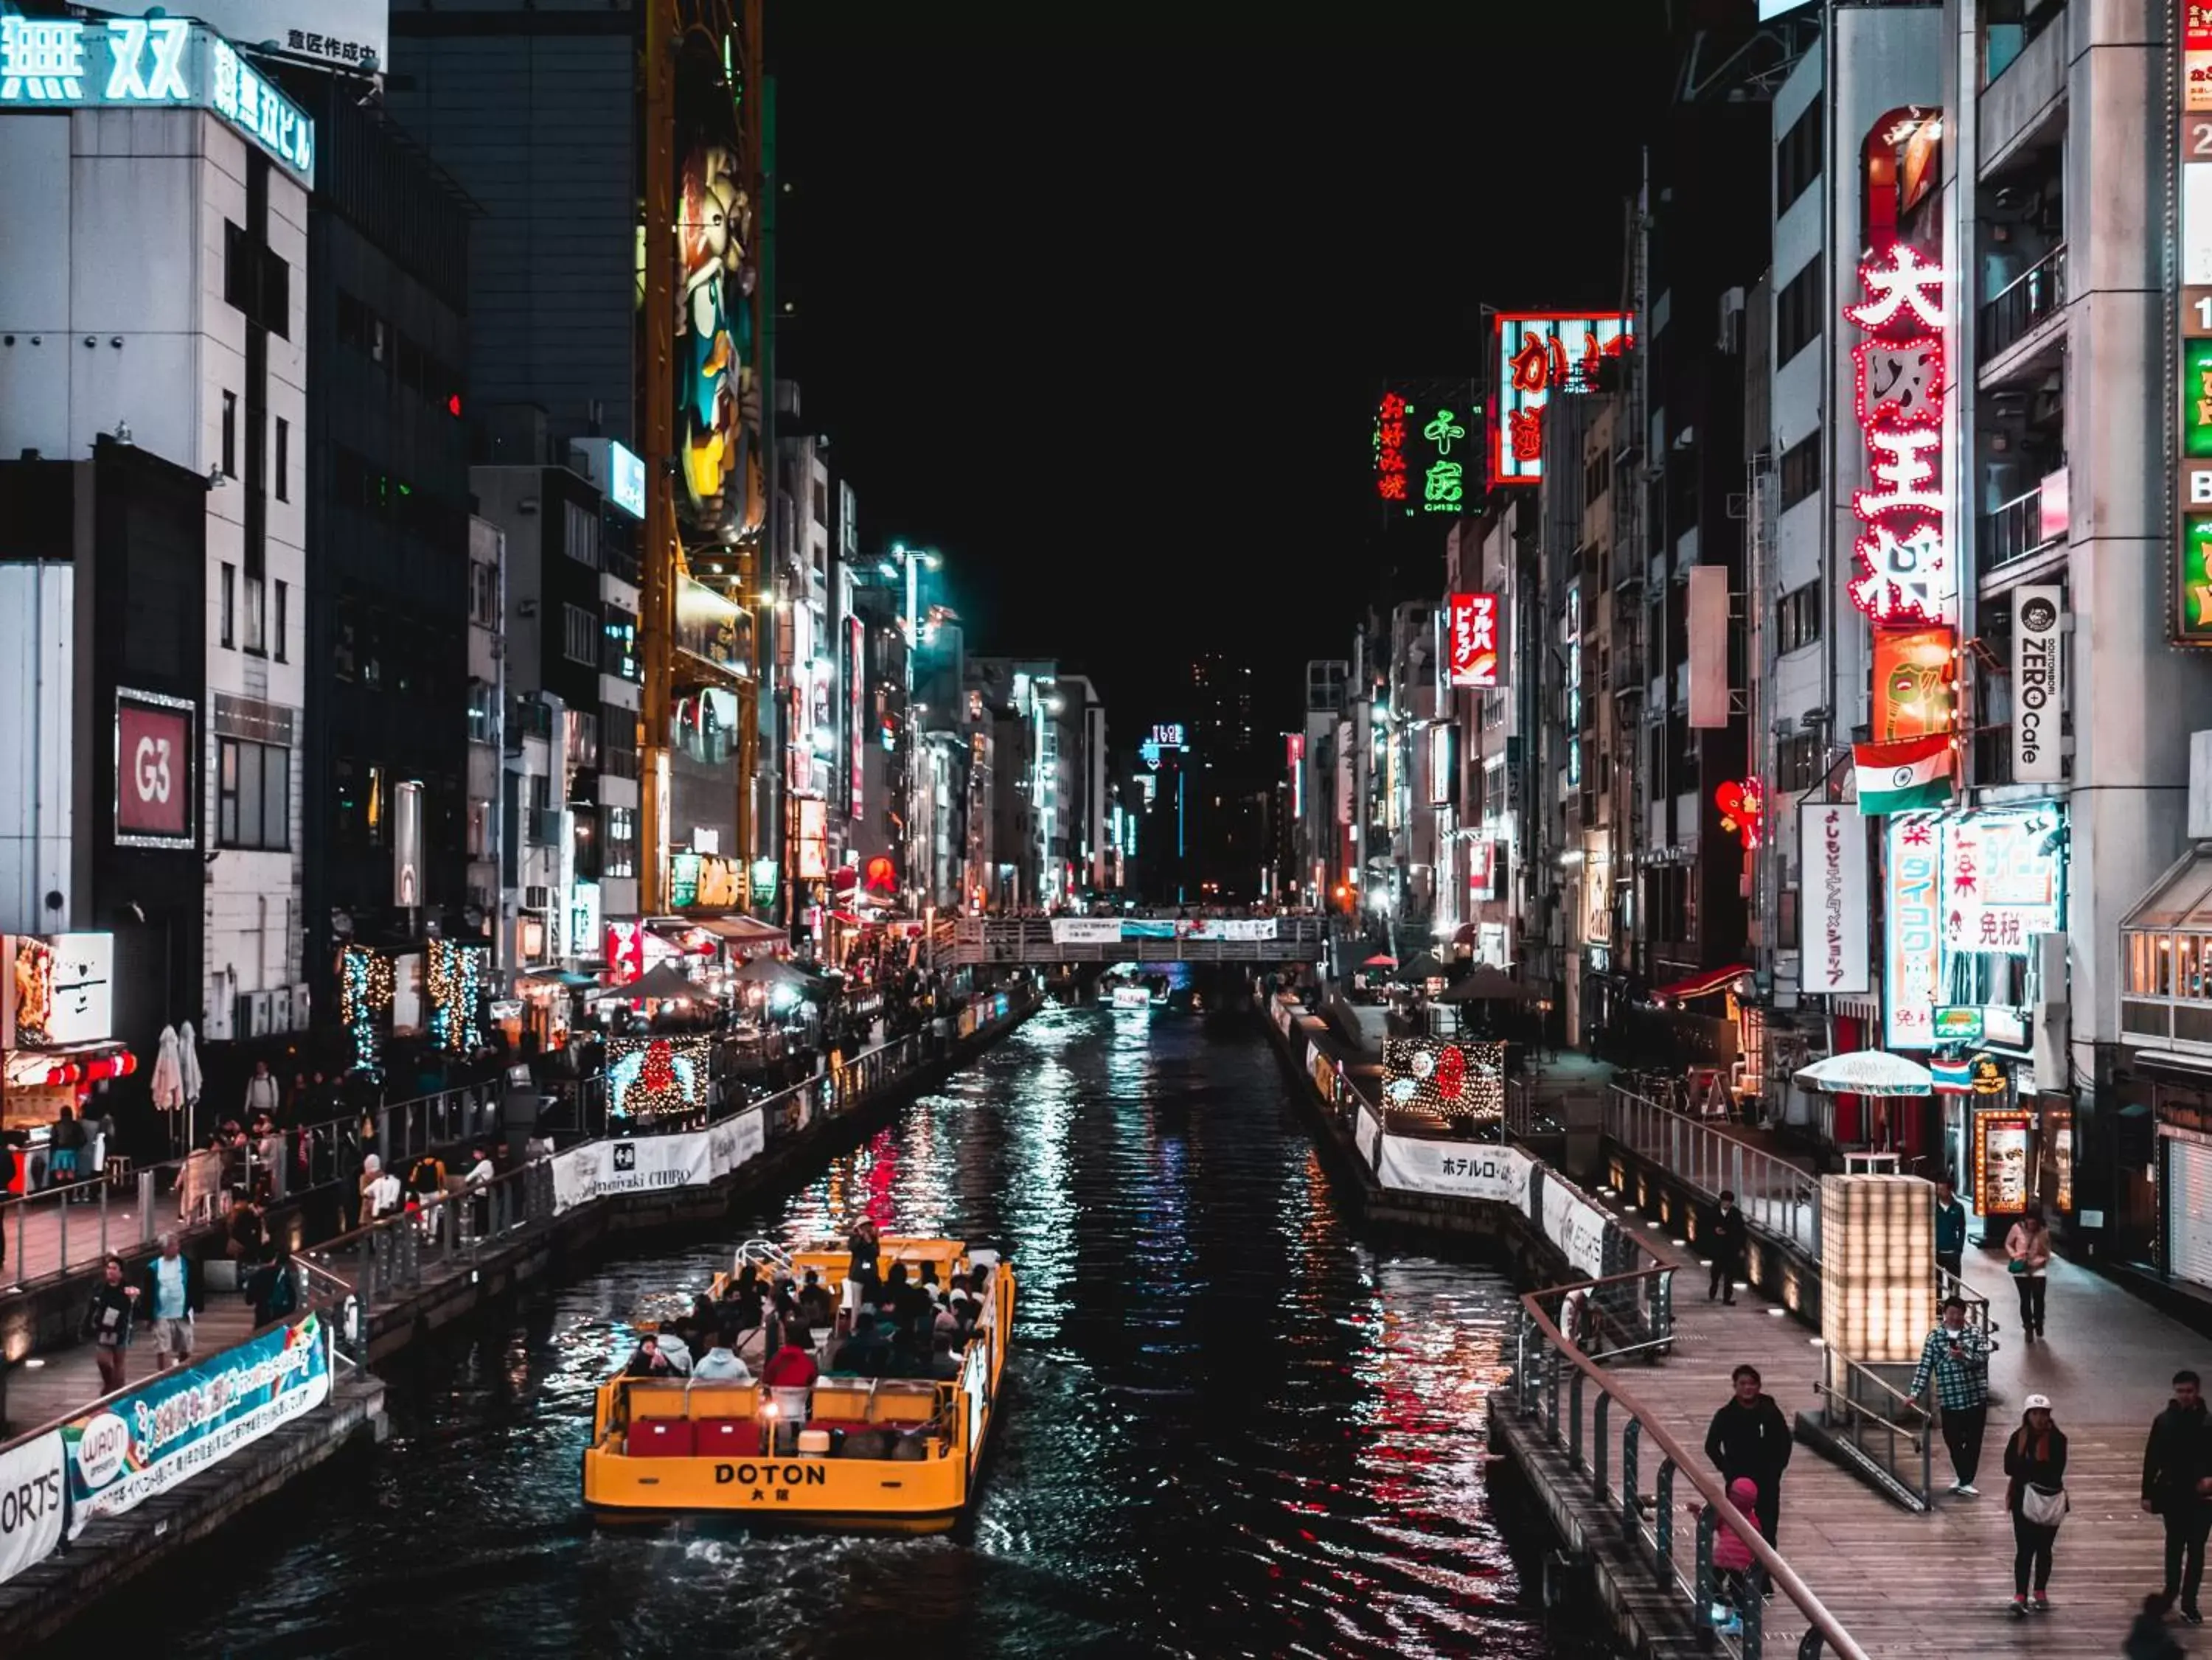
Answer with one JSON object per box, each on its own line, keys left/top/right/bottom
{"left": 1846, "top": 243, "right": 1953, "bottom": 623}
{"left": 607, "top": 1035, "right": 712, "bottom": 1122}
{"left": 675, "top": 13, "right": 763, "bottom": 540}
{"left": 1381, "top": 1036, "right": 1506, "bottom": 1126}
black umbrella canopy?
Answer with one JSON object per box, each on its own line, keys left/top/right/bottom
{"left": 731, "top": 955, "right": 817, "bottom": 992}
{"left": 625, "top": 961, "right": 702, "bottom": 1001}
{"left": 1394, "top": 952, "right": 1450, "bottom": 982}
{"left": 1435, "top": 966, "right": 1536, "bottom": 1004}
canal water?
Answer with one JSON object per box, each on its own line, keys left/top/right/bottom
{"left": 62, "top": 1005, "right": 1599, "bottom": 1659}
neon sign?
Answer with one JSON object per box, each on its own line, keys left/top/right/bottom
{"left": 1846, "top": 244, "right": 1951, "bottom": 622}
{"left": 1491, "top": 314, "right": 1633, "bottom": 486}
{"left": 1375, "top": 385, "right": 1479, "bottom": 515}
{"left": 1715, "top": 778, "right": 1763, "bottom": 851}
{"left": 0, "top": 19, "right": 316, "bottom": 180}
{"left": 1447, "top": 593, "right": 1500, "bottom": 688}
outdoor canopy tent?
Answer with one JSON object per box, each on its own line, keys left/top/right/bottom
{"left": 731, "top": 955, "right": 821, "bottom": 994}
{"left": 1435, "top": 966, "right": 1537, "bottom": 1004}
{"left": 1792, "top": 1051, "right": 1934, "bottom": 1097}
{"left": 619, "top": 962, "right": 700, "bottom": 1002}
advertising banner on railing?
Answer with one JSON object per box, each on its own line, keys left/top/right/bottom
{"left": 1537, "top": 1169, "right": 1610, "bottom": 1280}
{"left": 550, "top": 1144, "right": 598, "bottom": 1216}
{"left": 1120, "top": 918, "right": 1279, "bottom": 941}
{"left": 555, "top": 1107, "right": 773, "bottom": 1210}
{"left": 1048, "top": 918, "right": 1122, "bottom": 945}
{"left": 63, "top": 1314, "right": 330, "bottom": 1537}
{"left": 0, "top": 1430, "right": 64, "bottom": 1586}
{"left": 1377, "top": 1137, "right": 1532, "bottom": 1211}
{"left": 725, "top": 1105, "right": 765, "bottom": 1172}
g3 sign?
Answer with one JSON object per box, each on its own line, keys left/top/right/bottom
{"left": 115, "top": 689, "right": 195, "bottom": 848}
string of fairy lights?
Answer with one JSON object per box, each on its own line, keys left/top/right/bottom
{"left": 338, "top": 944, "right": 393, "bottom": 1081}
{"left": 425, "top": 939, "right": 486, "bottom": 1055}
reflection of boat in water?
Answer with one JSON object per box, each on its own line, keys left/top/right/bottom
{"left": 582, "top": 1238, "right": 1013, "bottom": 1533}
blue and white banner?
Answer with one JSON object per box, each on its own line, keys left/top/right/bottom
{"left": 62, "top": 1314, "right": 331, "bottom": 1536}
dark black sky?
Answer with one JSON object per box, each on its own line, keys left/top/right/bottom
{"left": 771, "top": 0, "right": 1676, "bottom": 736}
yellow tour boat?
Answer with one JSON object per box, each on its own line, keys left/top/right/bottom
{"left": 582, "top": 1236, "right": 1012, "bottom": 1532}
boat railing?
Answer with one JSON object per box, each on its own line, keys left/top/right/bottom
{"left": 737, "top": 1238, "right": 796, "bottom": 1275}
{"left": 1509, "top": 1269, "right": 1868, "bottom": 1660}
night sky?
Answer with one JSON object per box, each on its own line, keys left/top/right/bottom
{"left": 771, "top": 0, "right": 1675, "bottom": 736}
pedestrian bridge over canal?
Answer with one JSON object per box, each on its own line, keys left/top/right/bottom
{"left": 946, "top": 915, "right": 1326, "bottom": 967}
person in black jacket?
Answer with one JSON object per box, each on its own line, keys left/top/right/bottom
{"left": 1709, "top": 1190, "right": 1748, "bottom": 1305}
{"left": 2144, "top": 1368, "right": 2212, "bottom": 1622}
{"left": 2003, "top": 1395, "right": 2068, "bottom": 1616}
{"left": 1705, "top": 1364, "right": 1793, "bottom": 1544}
{"left": 80, "top": 1254, "right": 140, "bottom": 1394}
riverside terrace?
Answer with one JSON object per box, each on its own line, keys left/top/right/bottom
{"left": 0, "top": 982, "right": 1039, "bottom": 1647}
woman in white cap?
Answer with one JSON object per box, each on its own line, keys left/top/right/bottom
{"left": 2003, "top": 1393, "right": 2070, "bottom": 1617}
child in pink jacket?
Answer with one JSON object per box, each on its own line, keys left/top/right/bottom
{"left": 1709, "top": 1476, "right": 1762, "bottom": 1631}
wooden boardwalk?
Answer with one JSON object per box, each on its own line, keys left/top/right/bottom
{"left": 7, "top": 1297, "right": 259, "bottom": 1427}
{"left": 1560, "top": 1186, "right": 2212, "bottom": 1657}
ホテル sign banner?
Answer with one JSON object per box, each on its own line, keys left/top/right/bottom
{"left": 1377, "top": 1137, "right": 1532, "bottom": 1211}
{"left": 0, "top": 1431, "right": 64, "bottom": 1586}
{"left": 63, "top": 1314, "right": 330, "bottom": 1537}
{"left": 1799, "top": 804, "right": 1870, "bottom": 994}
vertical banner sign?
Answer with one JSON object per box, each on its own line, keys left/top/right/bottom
{"left": 2180, "top": 5, "right": 2212, "bottom": 641}
{"left": 1846, "top": 243, "right": 1952, "bottom": 624}
{"left": 1468, "top": 837, "right": 1495, "bottom": 902}
{"left": 1884, "top": 815, "right": 1944, "bottom": 1049}
{"left": 1447, "top": 592, "right": 1503, "bottom": 688}
{"left": 1374, "top": 383, "right": 1478, "bottom": 517}
{"left": 1335, "top": 719, "right": 1354, "bottom": 827}
{"left": 1686, "top": 566, "right": 1730, "bottom": 728}
{"left": 846, "top": 615, "right": 866, "bottom": 821}
{"left": 1871, "top": 626, "right": 1958, "bottom": 742}
{"left": 2011, "top": 586, "right": 2063, "bottom": 782}
{"left": 1491, "top": 315, "right": 1635, "bottom": 486}
{"left": 1285, "top": 731, "right": 1304, "bottom": 819}
{"left": 114, "top": 688, "right": 196, "bottom": 848}
{"left": 1800, "top": 803, "right": 1870, "bottom": 994}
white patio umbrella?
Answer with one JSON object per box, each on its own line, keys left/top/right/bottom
{"left": 151, "top": 1025, "right": 185, "bottom": 1112}
{"left": 1792, "top": 1050, "right": 1934, "bottom": 1098}
{"left": 178, "top": 1019, "right": 204, "bottom": 1105}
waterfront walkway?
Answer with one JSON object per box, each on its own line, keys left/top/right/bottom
{"left": 1585, "top": 1181, "right": 2212, "bottom": 1656}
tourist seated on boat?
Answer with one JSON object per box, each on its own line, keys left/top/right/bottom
{"left": 796, "top": 1270, "right": 836, "bottom": 1328}
{"left": 925, "top": 1331, "right": 961, "bottom": 1382}
{"left": 933, "top": 1295, "right": 959, "bottom": 1341}
{"left": 654, "top": 1331, "right": 694, "bottom": 1375}
{"left": 625, "top": 1333, "right": 677, "bottom": 1377}
{"left": 760, "top": 1333, "right": 820, "bottom": 1391}
{"left": 691, "top": 1339, "right": 751, "bottom": 1382}
{"left": 830, "top": 1312, "right": 894, "bottom": 1377}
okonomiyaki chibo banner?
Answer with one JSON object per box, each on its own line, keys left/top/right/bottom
{"left": 552, "top": 1110, "right": 771, "bottom": 1210}
{"left": 63, "top": 1314, "right": 331, "bottom": 1535}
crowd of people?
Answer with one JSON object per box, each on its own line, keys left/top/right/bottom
{"left": 622, "top": 1221, "right": 990, "bottom": 1395}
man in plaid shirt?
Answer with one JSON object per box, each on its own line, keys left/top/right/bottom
{"left": 1910, "top": 1295, "right": 1991, "bottom": 1496}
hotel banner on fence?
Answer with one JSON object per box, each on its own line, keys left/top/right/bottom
{"left": 1800, "top": 803, "right": 1870, "bottom": 994}
{"left": 63, "top": 1314, "right": 331, "bottom": 1536}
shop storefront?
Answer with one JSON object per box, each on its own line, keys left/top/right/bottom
{"left": 1885, "top": 803, "right": 2068, "bottom": 1192}
{"left": 1, "top": 932, "right": 135, "bottom": 1185}
{"left": 2115, "top": 848, "right": 2212, "bottom": 1281}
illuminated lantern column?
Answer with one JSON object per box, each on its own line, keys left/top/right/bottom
{"left": 1819, "top": 1174, "right": 1934, "bottom": 1363}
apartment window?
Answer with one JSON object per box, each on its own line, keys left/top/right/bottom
{"left": 1585, "top": 447, "right": 1611, "bottom": 506}
{"left": 566, "top": 708, "right": 600, "bottom": 770}
{"left": 467, "top": 680, "right": 498, "bottom": 744}
{"left": 220, "top": 562, "right": 236, "bottom": 649}
{"left": 563, "top": 602, "right": 600, "bottom": 666}
{"left": 274, "top": 580, "right": 288, "bottom": 663}
{"left": 217, "top": 738, "right": 291, "bottom": 851}
{"left": 1775, "top": 732, "right": 1822, "bottom": 793}
{"left": 259, "top": 248, "right": 290, "bottom": 340}
{"left": 243, "top": 573, "right": 265, "bottom": 655}
{"left": 1775, "top": 255, "right": 1823, "bottom": 366}
{"left": 563, "top": 501, "right": 600, "bottom": 571}
{"left": 605, "top": 806, "right": 638, "bottom": 879}
{"left": 1777, "top": 95, "right": 1822, "bottom": 215}
{"left": 220, "top": 391, "right": 237, "bottom": 478}
{"left": 812, "top": 482, "right": 829, "bottom": 526}
{"left": 1775, "top": 580, "right": 1822, "bottom": 655}
{"left": 1778, "top": 428, "right": 1821, "bottom": 512}
{"left": 275, "top": 418, "right": 289, "bottom": 502}
{"left": 470, "top": 561, "right": 499, "bottom": 627}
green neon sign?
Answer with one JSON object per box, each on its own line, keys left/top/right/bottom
{"left": 2188, "top": 340, "right": 2212, "bottom": 458}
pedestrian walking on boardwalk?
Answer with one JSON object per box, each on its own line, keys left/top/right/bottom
{"left": 2143, "top": 1367, "right": 2212, "bottom": 1625}
{"left": 2003, "top": 1393, "right": 2068, "bottom": 1617}
{"left": 2006, "top": 1203, "right": 2052, "bottom": 1342}
{"left": 1934, "top": 1176, "right": 1966, "bottom": 1285}
{"left": 1708, "top": 1190, "right": 1747, "bottom": 1305}
{"left": 80, "top": 1253, "right": 139, "bottom": 1394}
{"left": 1909, "top": 1295, "right": 1990, "bottom": 1496}
{"left": 1705, "top": 1363, "right": 1792, "bottom": 1546}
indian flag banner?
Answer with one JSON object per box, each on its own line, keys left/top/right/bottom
{"left": 1853, "top": 734, "right": 1955, "bottom": 815}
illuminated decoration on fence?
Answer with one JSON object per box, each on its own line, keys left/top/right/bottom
{"left": 1380, "top": 1036, "right": 1506, "bottom": 1126}
{"left": 1447, "top": 593, "right": 1501, "bottom": 688}
{"left": 425, "top": 939, "right": 485, "bottom": 1055}
{"left": 338, "top": 945, "right": 393, "bottom": 1081}
{"left": 1846, "top": 243, "right": 1952, "bottom": 622}
{"left": 1374, "top": 384, "right": 1481, "bottom": 515}
{"left": 606, "top": 1034, "right": 712, "bottom": 1121}
{"left": 1491, "top": 315, "right": 1633, "bottom": 487}
{"left": 1715, "top": 779, "right": 1764, "bottom": 851}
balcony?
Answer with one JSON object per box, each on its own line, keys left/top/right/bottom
{"left": 1978, "top": 245, "right": 2065, "bottom": 380}
{"left": 1978, "top": 478, "right": 2066, "bottom": 578}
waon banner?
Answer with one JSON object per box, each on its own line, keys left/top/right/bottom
{"left": 114, "top": 688, "right": 195, "bottom": 848}
{"left": 1447, "top": 593, "right": 1503, "bottom": 688}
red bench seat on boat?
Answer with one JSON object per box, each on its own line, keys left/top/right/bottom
{"left": 694, "top": 1419, "right": 762, "bottom": 1457}
{"left": 626, "top": 1419, "right": 695, "bottom": 1457}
